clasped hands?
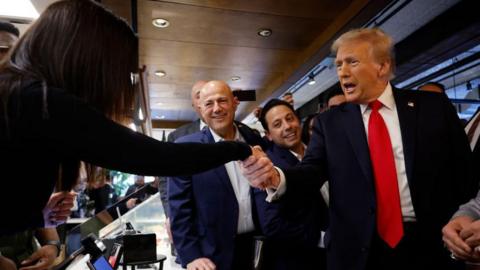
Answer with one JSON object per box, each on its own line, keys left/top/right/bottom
{"left": 240, "top": 146, "right": 280, "bottom": 190}
{"left": 442, "top": 216, "right": 480, "bottom": 262}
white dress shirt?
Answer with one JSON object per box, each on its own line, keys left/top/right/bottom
{"left": 199, "top": 119, "right": 207, "bottom": 131}
{"left": 269, "top": 83, "right": 416, "bottom": 221}
{"left": 210, "top": 126, "right": 255, "bottom": 233}
{"left": 359, "top": 83, "right": 415, "bottom": 221}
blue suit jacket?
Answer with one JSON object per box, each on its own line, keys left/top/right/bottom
{"left": 283, "top": 88, "right": 476, "bottom": 270}
{"left": 255, "top": 143, "right": 328, "bottom": 269}
{"left": 168, "top": 123, "right": 264, "bottom": 270}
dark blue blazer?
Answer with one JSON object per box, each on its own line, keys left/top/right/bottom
{"left": 168, "top": 123, "right": 264, "bottom": 270}
{"left": 283, "top": 88, "right": 476, "bottom": 270}
{"left": 255, "top": 143, "right": 328, "bottom": 269}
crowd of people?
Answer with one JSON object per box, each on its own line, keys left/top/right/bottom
{"left": 1, "top": 1, "right": 480, "bottom": 270}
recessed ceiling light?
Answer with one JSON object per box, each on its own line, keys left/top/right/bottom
{"left": 307, "top": 75, "right": 316, "bottom": 85}
{"left": 231, "top": 76, "right": 241, "bottom": 82}
{"left": 155, "top": 115, "right": 165, "bottom": 119}
{"left": 152, "top": 18, "right": 170, "bottom": 28}
{"left": 257, "top": 28, "right": 272, "bottom": 37}
{"left": 154, "top": 70, "right": 166, "bottom": 77}
{"left": 156, "top": 102, "right": 163, "bottom": 106}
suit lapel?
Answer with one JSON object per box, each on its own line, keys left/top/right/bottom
{"left": 203, "top": 128, "right": 237, "bottom": 196}
{"left": 341, "top": 104, "right": 373, "bottom": 183}
{"left": 276, "top": 145, "right": 299, "bottom": 167}
{"left": 393, "top": 88, "right": 417, "bottom": 184}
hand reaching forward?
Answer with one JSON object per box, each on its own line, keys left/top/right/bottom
{"left": 241, "top": 146, "right": 280, "bottom": 190}
{"left": 187, "top": 258, "right": 216, "bottom": 270}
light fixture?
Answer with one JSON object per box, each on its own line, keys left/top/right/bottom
{"left": 257, "top": 28, "right": 272, "bottom": 37}
{"left": 152, "top": 18, "right": 170, "bottom": 28}
{"left": 0, "top": 0, "right": 39, "bottom": 22}
{"left": 155, "top": 102, "right": 163, "bottom": 106}
{"left": 307, "top": 75, "right": 316, "bottom": 85}
{"left": 138, "top": 108, "right": 144, "bottom": 121}
{"left": 231, "top": 76, "right": 241, "bottom": 82}
{"left": 154, "top": 70, "right": 166, "bottom": 77}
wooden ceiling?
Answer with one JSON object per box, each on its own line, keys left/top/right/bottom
{"left": 103, "top": 0, "right": 376, "bottom": 127}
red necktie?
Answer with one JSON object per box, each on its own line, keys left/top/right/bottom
{"left": 368, "top": 100, "right": 404, "bottom": 248}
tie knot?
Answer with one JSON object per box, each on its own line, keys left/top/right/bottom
{"left": 369, "top": 100, "right": 382, "bottom": 112}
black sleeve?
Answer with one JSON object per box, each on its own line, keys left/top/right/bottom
{"left": 283, "top": 115, "right": 328, "bottom": 194}
{"left": 24, "top": 87, "right": 252, "bottom": 177}
{"left": 441, "top": 94, "right": 478, "bottom": 202}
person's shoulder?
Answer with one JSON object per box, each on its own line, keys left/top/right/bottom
{"left": 167, "top": 120, "right": 199, "bottom": 142}
{"left": 174, "top": 129, "right": 206, "bottom": 143}
{"left": 319, "top": 102, "right": 353, "bottom": 119}
{"left": 20, "top": 79, "right": 69, "bottom": 97}
{"left": 394, "top": 87, "right": 448, "bottom": 105}
{"left": 266, "top": 143, "right": 286, "bottom": 158}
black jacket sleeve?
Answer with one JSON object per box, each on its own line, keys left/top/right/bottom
{"left": 22, "top": 86, "right": 252, "bottom": 177}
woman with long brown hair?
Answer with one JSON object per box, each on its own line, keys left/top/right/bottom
{"left": 0, "top": 0, "right": 251, "bottom": 267}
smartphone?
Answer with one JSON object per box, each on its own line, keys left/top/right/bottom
{"left": 108, "top": 243, "right": 123, "bottom": 269}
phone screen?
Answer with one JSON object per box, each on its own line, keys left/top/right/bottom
{"left": 93, "top": 256, "right": 113, "bottom": 270}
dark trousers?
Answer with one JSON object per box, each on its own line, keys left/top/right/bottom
{"left": 262, "top": 241, "right": 325, "bottom": 270}
{"left": 232, "top": 232, "right": 255, "bottom": 270}
{"left": 366, "top": 222, "right": 465, "bottom": 270}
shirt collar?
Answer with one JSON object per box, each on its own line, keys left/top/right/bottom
{"left": 210, "top": 124, "right": 241, "bottom": 142}
{"left": 360, "top": 82, "right": 394, "bottom": 114}
{"left": 289, "top": 143, "right": 307, "bottom": 161}
{"left": 199, "top": 119, "right": 207, "bottom": 130}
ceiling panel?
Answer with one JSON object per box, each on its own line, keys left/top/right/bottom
{"left": 102, "top": 0, "right": 375, "bottom": 124}
{"left": 139, "top": 1, "right": 332, "bottom": 50}
{"left": 152, "top": 0, "right": 352, "bottom": 19}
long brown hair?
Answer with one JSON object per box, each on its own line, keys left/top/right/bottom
{"left": 0, "top": 0, "right": 138, "bottom": 189}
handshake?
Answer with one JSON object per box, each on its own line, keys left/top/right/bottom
{"left": 442, "top": 216, "right": 480, "bottom": 262}
{"left": 240, "top": 146, "right": 281, "bottom": 190}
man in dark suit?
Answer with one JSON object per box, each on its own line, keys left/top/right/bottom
{"left": 168, "top": 80, "right": 264, "bottom": 270}
{"left": 255, "top": 98, "right": 328, "bottom": 270}
{"left": 242, "top": 28, "right": 476, "bottom": 270}
{"left": 160, "top": 80, "right": 207, "bottom": 253}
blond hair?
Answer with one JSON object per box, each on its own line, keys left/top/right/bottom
{"left": 331, "top": 28, "right": 395, "bottom": 77}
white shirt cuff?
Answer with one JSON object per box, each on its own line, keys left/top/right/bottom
{"left": 318, "top": 231, "right": 325, "bottom": 248}
{"left": 265, "top": 167, "right": 286, "bottom": 202}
